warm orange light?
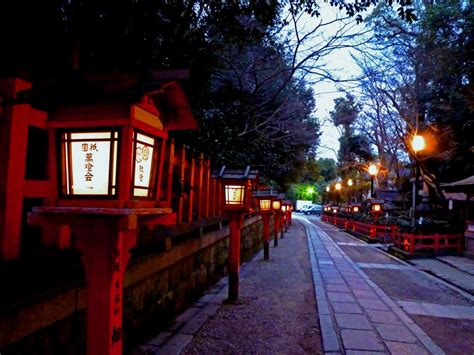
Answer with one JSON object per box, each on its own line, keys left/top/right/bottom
{"left": 372, "top": 204, "right": 381, "bottom": 212}
{"left": 63, "top": 131, "right": 118, "bottom": 195}
{"left": 133, "top": 132, "right": 156, "bottom": 197}
{"left": 347, "top": 179, "right": 353, "bottom": 186}
{"left": 259, "top": 199, "right": 271, "bottom": 211}
{"left": 353, "top": 206, "right": 359, "bottom": 213}
{"left": 335, "top": 183, "right": 342, "bottom": 191}
{"left": 368, "top": 164, "right": 378, "bottom": 176}
{"left": 272, "top": 200, "right": 281, "bottom": 211}
{"left": 282, "top": 205, "right": 287, "bottom": 212}
{"left": 411, "top": 135, "right": 426, "bottom": 153}
{"left": 332, "top": 208, "right": 338, "bottom": 214}
{"left": 225, "top": 184, "right": 245, "bottom": 205}
{"left": 326, "top": 186, "right": 330, "bottom": 192}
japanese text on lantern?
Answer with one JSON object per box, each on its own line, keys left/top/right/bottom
{"left": 63, "top": 131, "right": 117, "bottom": 195}
{"left": 133, "top": 132, "right": 155, "bottom": 197}
{"left": 82, "top": 143, "right": 98, "bottom": 183}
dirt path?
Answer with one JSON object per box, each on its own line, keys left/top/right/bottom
{"left": 182, "top": 221, "right": 323, "bottom": 354}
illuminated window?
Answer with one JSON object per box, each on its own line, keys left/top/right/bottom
{"left": 132, "top": 132, "right": 157, "bottom": 197}
{"left": 61, "top": 131, "right": 118, "bottom": 196}
{"left": 272, "top": 200, "right": 281, "bottom": 211}
{"left": 259, "top": 199, "right": 271, "bottom": 211}
{"left": 224, "top": 185, "right": 245, "bottom": 205}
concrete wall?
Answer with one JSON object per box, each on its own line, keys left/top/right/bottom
{"left": 0, "top": 215, "right": 267, "bottom": 354}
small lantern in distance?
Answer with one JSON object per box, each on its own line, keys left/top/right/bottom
{"left": 254, "top": 194, "right": 274, "bottom": 260}
{"left": 259, "top": 198, "right": 272, "bottom": 212}
{"left": 271, "top": 197, "right": 283, "bottom": 246}
{"left": 370, "top": 200, "right": 383, "bottom": 221}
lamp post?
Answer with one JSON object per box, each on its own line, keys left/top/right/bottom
{"left": 411, "top": 134, "right": 426, "bottom": 230}
{"left": 368, "top": 164, "right": 379, "bottom": 198}
{"left": 347, "top": 178, "right": 353, "bottom": 203}
{"left": 335, "top": 182, "right": 342, "bottom": 206}
{"left": 215, "top": 166, "right": 258, "bottom": 301}
{"left": 257, "top": 197, "right": 272, "bottom": 260}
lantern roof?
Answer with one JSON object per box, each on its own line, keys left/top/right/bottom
{"left": 253, "top": 190, "right": 279, "bottom": 198}
{"left": 14, "top": 69, "right": 197, "bottom": 131}
{"left": 212, "top": 166, "right": 259, "bottom": 181}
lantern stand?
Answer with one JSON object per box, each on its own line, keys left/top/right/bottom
{"left": 24, "top": 75, "right": 197, "bottom": 355}
{"left": 213, "top": 166, "right": 258, "bottom": 302}
{"left": 254, "top": 193, "right": 275, "bottom": 260}
{"left": 370, "top": 200, "right": 383, "bottom": 222}
{"left": 272, "top": 199, "right": 282, "bottom": 247}
{"left": 29, "top": 207, "right": 172, "bottom": 355}
{"left": 282, "top": 205, "right": 289, "bottom": 232}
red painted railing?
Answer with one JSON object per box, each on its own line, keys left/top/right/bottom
{"left": 321, "top": 216, "right": 397, "bottom": 242}
{"left": 393, "top": 232, "right": 463, "bottom": 254}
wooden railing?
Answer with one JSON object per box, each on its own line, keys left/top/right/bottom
{"left": 162, "top": 139, "right": 223, "bottom": 226}
{"left": 393, "top": 232, "right": 463, "bottom": 254}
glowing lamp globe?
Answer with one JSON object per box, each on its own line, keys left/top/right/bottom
{"left": 214, "top": 166, "right": 259, "bottom": 212}
{"left": 259, "top": 199, "right": 272, "bottom": 212}
{"left": 326, "top": 186, "right": 330, "bottom": 192}
{"left": 352, "top": 206, "right": 359, "bottom": 213}
{"left": 411, "top": 135, "right": 426, "bottom": 153}
{"left": 332, "top": 207, "right": 338, "bottom": 214}
{"left": 335, "top": 183, "right": 342, "bottom": 191}
{"left": 368, "top": 164, "right": 378, "bottom": 176}
{"left": 372, "top": 203, "right": 382, "bottom": 213}
{"left": 347, "top": 179, "right": 353, "bottom": 186}
{"left": 272, "top": 200, "right": 282, "bottom": 212}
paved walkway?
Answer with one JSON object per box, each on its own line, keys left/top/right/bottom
{"left": 135, "top": 220, "right": 322, "bottom": 354}
{"left": 300, "top": 217, "right": 444, "bottom": 354}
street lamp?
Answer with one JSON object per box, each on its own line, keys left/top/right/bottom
{"left": 347, "top": 178, "right": 353, "bottom": 203}
{"left": 368, "top": 163, "right": 379, "bottom": 198}
{"left": 411, "top": 134, "right": 426, "bottom": 230}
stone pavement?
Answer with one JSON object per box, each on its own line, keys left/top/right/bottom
{"left": 300, "top": 216, "right": 444, "bottom": 354}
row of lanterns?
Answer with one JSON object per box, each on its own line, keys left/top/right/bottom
{"left": 214, "top": 167, "right": 292, "bottom": 301}
{"left": 323, "top": 200, "right": 383, "bottom": 219}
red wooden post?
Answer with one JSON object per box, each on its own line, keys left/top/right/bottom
{"left": 261, "top": 213, "right": 271, "bottom": 260}
{"left": 75, "top": 222, "right": 136, "bottom": 355}
{"left": 196, "top": 154, "right": 204, "bottom": 219}
{"left": 280, "top": 213, "right": 285, "bottom": 238}
{"left": 410, "top": 233, "right": 415, "bottom": 254}
{"left": 204, "top": 159, "right": 211, "bottom": 218}
{"left": 188, "top": 156, "right": 196, "bottom": 222}
{"left": 177, "top": 145, "right": 186, "bottom": 224}
{"left": 434, "top": 233, "right": 440, "bottom": 253}
{"left": 166, "top": 139, "right": 175, "bottom": 208}
{"left": 273, "top": 214, "right": 279, "bottom": 247}
{"left": 155, "top": 139, "right": 166, "bottom": 204}
{"left": 0, "top": 79, "right": 48, "bottom": 260}
{"left": 227, "top": 212, "right": 242, "bottom": 301}
{"left": 118, "top": 127, "right": 133, "bottom": 203}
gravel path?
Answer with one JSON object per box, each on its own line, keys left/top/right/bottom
{"left": 182, "top": 221, "right": 323, "bottom": 354}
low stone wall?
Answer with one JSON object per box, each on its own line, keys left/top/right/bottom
{"left": 1, "top": 215, "right": 268, "bottom": 354}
